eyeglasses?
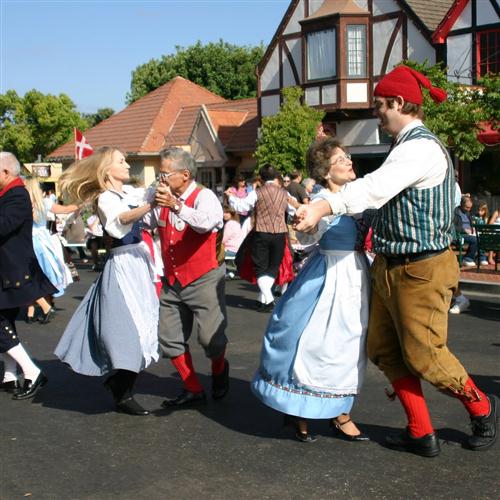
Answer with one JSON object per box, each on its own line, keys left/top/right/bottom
{"left": 158, "top": 171, "right": 180, "bottom": 182}
{"left": 283, "top": 179, "right": 291, "bottom": 183}
{"left": 331, "top": 153, "right": 351, "bottom": 166}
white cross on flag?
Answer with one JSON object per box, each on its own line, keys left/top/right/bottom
{"left": 74, "top": 128, "right": 94, "bottom": 160}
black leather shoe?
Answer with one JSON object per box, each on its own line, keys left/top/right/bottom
{"left": 161, "top": 390, "right": 207, "bottom": 408}
{"left": 468, "top": 394, "right": 498, "bottom": 451}
{"left": 25, "top": 316, "right": 36, "bottom": 324}
{"left": 385, "top": 428, "right": 440, "bottom": 457}
{"left": 331, "top": 418, "right": 370, "bottom": 442}
{"left": 283, "top": 414, "right": 317, "bottom": 443}
{"left": 256, "top": 301, "right": 275, "bottom": 313}
{"left": 0, "top": 380, "right": 20, "bottom": 393}
{"left": 212, "top": 360, "right": 229, "bottom": 400}
{"left": 38, "top": 308, "right": 55, "bottom": 324}
{"left": 116, "top": 396, "right": 150, "bottom": 416}
{"left": 12, "top": 372, "right": 48, "bottom": 400}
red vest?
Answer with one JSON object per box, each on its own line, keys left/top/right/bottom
{"left": 158, "top": 187, "right": 218, "bottom": 287}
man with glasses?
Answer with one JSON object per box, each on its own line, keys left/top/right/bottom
{"left": 147, "top": 147, "right": 229, "bottom": 407}
{"left": 295, "top": 65, "right": 498, "bottom": 457}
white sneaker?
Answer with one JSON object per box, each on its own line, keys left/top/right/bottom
{"left": 463, "top": 260, "right": 476, "bottom": 267}
{"left": 480, "top": 260, "right": 489, "bottom": 266}
{"left": 449, "top": 294, "right": 470, "bottom": 314}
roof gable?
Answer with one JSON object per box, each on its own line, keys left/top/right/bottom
{"left": 47, "top": 77, "right": 225, "bottom": 159}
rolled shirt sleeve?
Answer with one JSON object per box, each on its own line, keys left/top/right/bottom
{"left": 178, "top": 187, "right": 223, "bottom": 233}
{"left": 326, "top": 137, "right": 448, "bottom": 216}
{"left": 97, "top": 186, "right": 150, "bottom": 239}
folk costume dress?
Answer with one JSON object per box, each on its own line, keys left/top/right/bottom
{"left": 252, "top": 193, "right": 370, "bottom": 418}
{"left": 55, "top": 186, "right": 159, "bottom": 375}
{"left": 32, "top": 208, "right": 71, "bottom": 298}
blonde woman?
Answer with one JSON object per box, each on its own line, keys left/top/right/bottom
{"left": 54, "top": 147, "right": 159, "bottom": 416}
{"left": 24, "top": 179, "right": 74, "bottom": 323}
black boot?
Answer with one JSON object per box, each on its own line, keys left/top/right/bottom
{"left": 103, "top": 370, "right": 149, "bottom": 416}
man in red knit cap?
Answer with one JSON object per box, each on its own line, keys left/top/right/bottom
{"left": 295, "top": 65, "right": 498, "bottom": 456}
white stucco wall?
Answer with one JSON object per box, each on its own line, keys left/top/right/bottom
{"left": 447, "top": 33, "right": 473, "bottom": 84}
{"left": 261, "top": 46, "right": 280, "bottom": 91}
{"left": 477, "top": 0, "right": 500, "bottom": 26}
{"left": 336, "top": 118, "right": 379, "bottom": 146}
{"left": 261, "top": 95, "right": 281, "bottom": 117}
{"left": 284, "top": 0, "right": 305, "bottom": 34}
{"left": 407, "top": 22, "right": 435, "bottom": 65}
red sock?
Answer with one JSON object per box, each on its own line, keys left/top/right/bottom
{"left": 451, "top": 377, "right": 490, "bottom": 417}
{"left": 392, "top": 375, "right": 434, "bottom": 438}
{"left": 211, "top": 348, "right": 226, "bottom": 376}
{"left": 170, "top": 352, "right": 203, "bottom": 393}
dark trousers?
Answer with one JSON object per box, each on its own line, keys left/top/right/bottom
{"left": 251, "top": 232, "right": 286, "bottom": 278}
{"left": 0, "top": 308, "right": 20, "bottom": 353}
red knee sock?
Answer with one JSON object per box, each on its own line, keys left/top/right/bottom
{"left": 170, "top": 352, "right": 204, "bottom": 393}
{"left": 392, "top": 375, "right": 434, "bottom": 438}
{"left": 452, "top": 377, "right": 490, "bottom": 417}
{"left": 211, "top": 348, "right": 226, "bottom": 376}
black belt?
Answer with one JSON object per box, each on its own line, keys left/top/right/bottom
{"left": 383, "top": 248, "right": 447, "bottom": 267}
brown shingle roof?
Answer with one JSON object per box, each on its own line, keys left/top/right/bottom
{"left": 404, "top": 0, "right": 455, "bottom": 32}
{"left": 206, "top": 98, "right": 258, "bottom": 151}
{"left": 163, "top": 98, "right": 258, "bottom": 153}
{"left": 47, "top": 77, "right": 226, "bottom": 159}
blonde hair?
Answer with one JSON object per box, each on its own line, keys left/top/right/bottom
{"left": 59, "top": 146, "right": 119, "bottom": 208}
{"left": 24, "top": 178, "right": 46, "bottom": 224}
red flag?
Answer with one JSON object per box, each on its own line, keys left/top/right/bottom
{"left": 74, "top": 128, "right": 94, "bottom": 160}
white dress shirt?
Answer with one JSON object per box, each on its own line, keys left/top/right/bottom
{"left": 146, "top": 181, "right": 223, "bottom": 234}
{"left": 228, "top": 181, "right": 296, "bottom": 216}
{"left": 326, "top": 120, "right": 448, "bottom": 216}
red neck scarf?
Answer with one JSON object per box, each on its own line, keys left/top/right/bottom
{"left": 0, "top": 177, "right": 25, "bottom": 198}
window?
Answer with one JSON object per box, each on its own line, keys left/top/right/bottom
{"left": 346, "top": 25, "right": 366, "bottom": 77}
{"left": 477, "top": 29, "right": 500, "bottom": 77}
{"left": 307, "top": 29, "right": 336, "bottom": 80}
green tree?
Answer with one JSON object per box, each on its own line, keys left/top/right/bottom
{"left": 255, "top": 87, "right": 325, "bottom": 173}
{"left": 82, "top": 107, "right": 115, "bottom": 128}
{"left": 401, "top": 60, "right": 499, "bottom": 161}
{"left": 0, "top": 89, "right": 88, "bottom": 163}
{"left": 127, "top": 40, "right": 264, "bottom": 103}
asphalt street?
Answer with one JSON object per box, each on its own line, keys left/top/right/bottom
{"left": 1, "top": 263, "right": 499, "bottom": 499}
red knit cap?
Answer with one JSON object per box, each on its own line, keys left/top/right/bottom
{"left": 374, "top": 65, "right": 447, "bottom": 105}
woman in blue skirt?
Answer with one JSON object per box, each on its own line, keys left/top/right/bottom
{"left": 252, "top": 138, "right": 370, "bottom": 442}
{"left": 55, "top": 147, "right": 159, "bottom": 415}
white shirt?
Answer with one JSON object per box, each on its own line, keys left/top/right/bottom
{"left": 146, "top": 181, "right": 223, "bottom": 234}
{"left": 228, "top": 181, "right": 296, "bottom": 215}
{"left": 98, "top": 185, "right": 149, "bottom": 239}
{"left": 326, "top": 120, "right": 448, "bottom": 215}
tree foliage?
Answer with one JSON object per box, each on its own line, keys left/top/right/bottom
{"left": 127, "top": 40, "right": 264, "bottom": 103}
{"left": 401, "top": 60, "right": 500, "bottom": 161}
{"left": 82, "top": 107, "right": 115, "bottom": 128}
{"left": 0, "top": 89, "right": 88, "bottom": 163}
{"left": 255, "top": 87, "right": 325, "bottom": 173}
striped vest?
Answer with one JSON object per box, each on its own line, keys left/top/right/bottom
{"left": 373, "top": 125, "right": 455, "bottom": 255}
{"left": 255, "top": 183, "right": 288, "bottom": 234}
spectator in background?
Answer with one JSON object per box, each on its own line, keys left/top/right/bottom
{"left": 85, "top": 213, "right": 105, "bottom": 271}
{"left": 222, "top": 206, "right": 245, "bottom": 258}
{"left": 302, "top": 178, "right": 316, "bottom": 197}
{"left": 227, "top": 175, "right": 249, "bottom": 224}
{"left": 454, "top": 196, "right": 487, "bottom": 267}
{"left": 287, "top": 170, "right": 310, "bottom": 204}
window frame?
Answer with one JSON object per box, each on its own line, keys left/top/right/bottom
{"left": 476, "top": 28, "right": 500, "bottom": 79}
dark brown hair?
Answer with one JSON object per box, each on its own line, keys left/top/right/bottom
{"left": 306, "top": 137, "right": 346, "bottom": 186}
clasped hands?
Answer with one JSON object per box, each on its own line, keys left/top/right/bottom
{"left": 292, "top": 203, "right": 326, "bottom": 233}
{"left": 155, "top": 185, "right": 179, "bottom": 209}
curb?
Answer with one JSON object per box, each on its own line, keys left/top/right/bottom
{"left": 459, "top": 279, "right": 500, "bottom": 296}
